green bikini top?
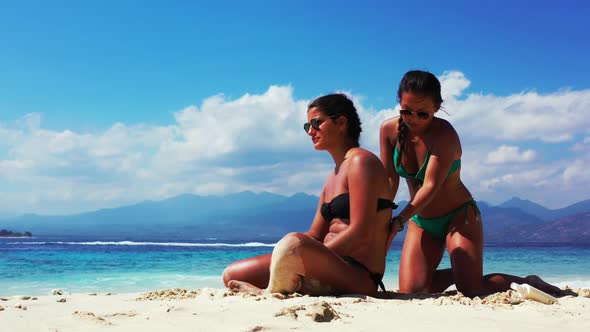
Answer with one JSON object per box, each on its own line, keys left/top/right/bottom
{"left": 393, "top": 146, "right": 461, "bottom": 182}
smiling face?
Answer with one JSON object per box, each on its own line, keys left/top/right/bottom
{"left": 399, "top": 92, "right": 438, "bottom": 131}
{"left": 306, "top": 107, "right": 340, "bottom": 151}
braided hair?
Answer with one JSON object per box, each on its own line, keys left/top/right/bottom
{"left": 395, "top": 70, "right": 443, "bottom": 167}
{"left": 396, "top": 117, "right": 408, "bottom": 167}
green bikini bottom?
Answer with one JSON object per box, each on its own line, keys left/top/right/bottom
{"left": 411, "top": 199, "right": 479, "bottom": 240}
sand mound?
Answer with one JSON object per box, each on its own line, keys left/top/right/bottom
{"left": 136, "top": 288, "right": 201, "bottom": 301}
{"left": 274, "top": 301, "right": 340, "bottom": 322}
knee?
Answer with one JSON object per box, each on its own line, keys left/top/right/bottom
{"left": 267, "top": 233, "right": 307, "bottom": 293}
{"left": 281, "top": 232, "right": 307, "bottom": 243}
{"left": 273, "top": 232, "right": 306, "bottom": 255}
{"left": 222, "top": 263, "right": 237, "bottom": 287}
{"left": 270, "top": 232, "right": 308, "bottom": 272}
{"left": 399, "top": 282, "right": 429, "bottom": 294}
{"left": 399, "top": 273, "right": 431, "bottom": 293}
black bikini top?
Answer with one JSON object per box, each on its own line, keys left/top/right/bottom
{"left": 320, "top": 193, "right": 397, "bottom": 222}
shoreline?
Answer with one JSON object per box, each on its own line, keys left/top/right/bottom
{"left": 1, "top": 288, "right": 588, "bottom": 332}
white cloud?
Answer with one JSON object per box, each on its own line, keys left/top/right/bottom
{"left": 18, "top": 113, "right": 42, "bottom": 131}
{"left": 155, "top": 85, "right": 309, "bottom": 165}
{"left": 563, "top": 159, "right": 590, "bottom": 184}
{"left": 438, "top": 88, "right": 590, "bottom": 143}
{"left": 570, "top": 136, "right": 590, "bottom": 152}
{"left": 1, "top": 72, "right": 590, "bottom": 214}
{"left": 486, "top": 145, "right": 537, "bottom": 164}
{"left": 439, "top": 71, "right": 471, "bottom": 100}
{"left": 0, "top": 159, "right": 33, "bottom": 173}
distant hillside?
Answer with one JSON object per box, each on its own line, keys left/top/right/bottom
{"left": 0, "top": 193, "right": 588, "bottom": 243}
{"left": 487, "top": 212, "right": 590, "bottom": 243}
{"left": 480, "top": 201, "right": 542, "bottom": 228}
{"left": 500, "top": 197, "right": 590, "bottom": 221}
{"left": 499, "top": 197, "right": 551, "bottom": 220}
{"left": 0, "top": 191, "right": 318, "bottom": 241}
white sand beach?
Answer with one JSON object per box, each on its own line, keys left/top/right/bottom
{"left": 1, "top": 288, "right": 588, "bottom": 332}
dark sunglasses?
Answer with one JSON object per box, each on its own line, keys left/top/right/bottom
{"left": 400, "top": 109, "right": 430, "bottom": 120}
{"left": 303, "top": 117, "right": 327, "bottom": 133}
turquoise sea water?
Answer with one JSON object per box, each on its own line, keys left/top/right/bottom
{"left": 1, "top": 237, "right": 589, "bottom": 296}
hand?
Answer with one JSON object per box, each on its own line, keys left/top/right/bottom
{"left": 389, "top": 215, "right": 406, "bottom": 232}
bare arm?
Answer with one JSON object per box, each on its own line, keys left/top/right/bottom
{"left": 305, "top": 188, "right": 330, "bottom": 241}
{"left": 324, "top": 153, "right": 381, "bottom": 255}
{"left": 379, "top": 118, "right": 400, "bottom": 201}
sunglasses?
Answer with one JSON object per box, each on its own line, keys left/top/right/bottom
{"left": 303, "top": 117, "right": 329, "bottom": 133}
{"left": 400, "top": 109, "right": 431, "bottom": 120}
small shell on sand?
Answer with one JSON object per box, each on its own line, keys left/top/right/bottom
{"left": 14, "top": 303, "right": 27, "bottom": 310}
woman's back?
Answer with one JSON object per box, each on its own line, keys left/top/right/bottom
{"left": 321, "top": 147, "right": 393, "bottom": 275}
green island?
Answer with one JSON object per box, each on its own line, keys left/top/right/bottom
{"left": 0, "top": 229, "right": 32, "bottom": 237}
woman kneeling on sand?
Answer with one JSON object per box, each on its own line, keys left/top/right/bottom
{"left": 380, "top": 70, "right": 567, "bottom": 297}
{"left": 223, "top": 93, "right": 398, "bottom": 296}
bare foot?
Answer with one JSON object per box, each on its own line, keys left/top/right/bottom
{"left": 228, "top": 280, "right": 264, "bottom": 295}
{"left": 524, "top": 275, "right": 576, "bottom": 297}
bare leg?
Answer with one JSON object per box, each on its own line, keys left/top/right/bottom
{"left": 222, "top": 254, "right": 271, "bottom": 288}
{"left": 265, "top": 232, "right": 378, "bottom": 296}
{"left": 398, "top": 222, "right": 446, "bottom": 293}
{"left": 446, "top": 206, "right": 484, "bottom": 297}
{"left": 480, "top": 273, "right": 571, "bottom": 296}
{"left": 523, "top": 275, "right": 573, "bottom": 296}
{"left": 446, "top": 206, "right": 567, "bottom": 297}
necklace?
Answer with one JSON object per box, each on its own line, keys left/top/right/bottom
{"left": 410, "top": 135, "right": 421, "bottom": 143}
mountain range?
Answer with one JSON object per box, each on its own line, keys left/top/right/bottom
{"left": 0, "top": 192, "right": 588, "bottom": 243}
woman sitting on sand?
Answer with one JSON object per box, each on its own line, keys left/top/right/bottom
{"left": 223, "top": 93, "right": 398, "bottom": 296}
{"left": 380, "top": 70, "right": 565, "bottom": 297}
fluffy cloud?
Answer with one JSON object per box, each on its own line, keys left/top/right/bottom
{"left": 486, "top": 145, "right": 537, "bottom": 164}
{"left": 440, "top": 71, "right": 471, "bottom": 100}
{"left": 1, "top": 72, "right": 589, "bottom": 214}
{"left": 439, "top": 88, "right": 590, "bottom": 143}
{"left": 563, "top": 159, "right": 590, "bottom": 185}
{"left": 570, "top": 136, "right": 590, "bottom": 152}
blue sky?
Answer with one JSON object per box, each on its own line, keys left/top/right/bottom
{"left": 1, "top": 0, "right": 589, "bottom": 215}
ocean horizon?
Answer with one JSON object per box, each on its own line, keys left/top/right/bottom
{"left": 1, "top": 237, "right": 589, "bottom": 297}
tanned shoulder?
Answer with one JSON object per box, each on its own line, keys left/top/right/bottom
{"left": 348, "top": 148, "right": 382, "bottom": 172}
{"left": 380, "top": 116, "right": 401, "bottom": 144}
{"left": 431, "top": 118, "right": 461, "bottom": 157}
